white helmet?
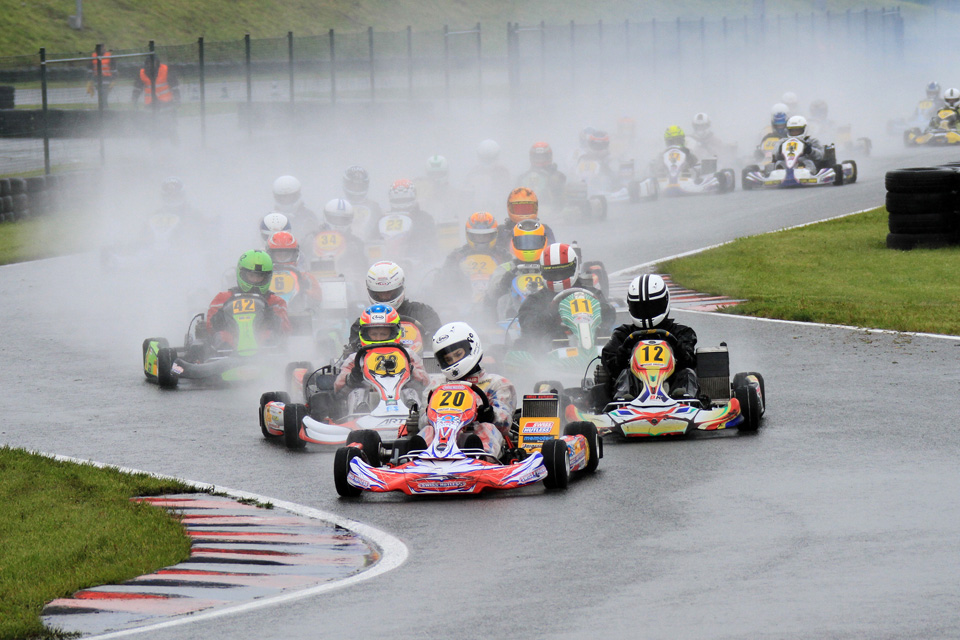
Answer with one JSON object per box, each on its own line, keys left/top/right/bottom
{"left": 259, "top": 212, "right": 291, "bottom": 242}
{"left": 782, "top": 91, "right": 798, "bottom": 111}
{"left": 945, "top": 87, "right": 960, "bottom": 107}
{"left": 477, "top": 139, "right": 500, "bottom": 164}
{"left": 786, "top": 115, "right": 807, "bottom": 137}
{"left": 272, "top": 175, "right": 302, "bottom": 213}
{"left": 692, "top": 112, "right": 711, "bottom": 134}
{"left": 627, "top": 274, "right": 670, "bottom": 329}
{"left": 771, "top": 102, "right": 789, "bottom": 117}
{"left": 387, "top": 179, "right": 417, "bottom": 212}
{"left": 323, "top": 198, "right": 353, "bottom": 230}
{"left": 426, "top": 155, "right": 449, "bottom": 181}
{"left": 365, "top": 261, "right": 405, "bottom": 307}
{"left": 433, "top": 322, "right": 482, "bottom": 381}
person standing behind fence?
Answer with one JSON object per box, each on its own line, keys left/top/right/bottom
{"left": 86, "top": 48, "right": 115, "bottom": 104}
{"left": 132, "top": 58, "right": 180, "bottom": 143}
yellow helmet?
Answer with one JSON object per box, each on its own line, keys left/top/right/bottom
{"left": 511, "top": 219, "right": 547, "bottom": 263}
{"left": 664, "top": 125, "right": 685, "bottom": 147}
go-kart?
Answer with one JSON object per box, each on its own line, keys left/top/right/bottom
{"left": 573, "top": 152, "right": 648, "bottom": 205}
{"left": 887, "top": 98, "right": 941, "bottom": 136}
{"left": 333, "top": 381, "right": 598, "bottom": 496}
{"left": 903, "top": 108, "right": 960, "bottom": 146}
{"left": 457, "top": 252, "right": 502, "bottom": 303}
{"left": 650, "top": 147, "right": 736, "bottom": 196}
{"left": 751, "top": 133, "right": 784, "bottom": 165}
{"left": 143, "top": 292, "right": 286, "bottom": 389}
{"left": 563, "top": 329, "right": 766, "bottom": 438}
{"left": 741, "top": 139, "right": 857, "bottom": 189}
{"left": 259, "top": 342, "right": 420, "bottom": 448}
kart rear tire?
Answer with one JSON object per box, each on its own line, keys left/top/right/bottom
{"left": 845, "top": 160, "right": 858, "bottom": 184}
{"left": 156, "top": 347, "right": 179, "bottom": 389}
{"left": 346, "top": 429, "right": 383, "bottom": 467}
{"left": 832, "top": 165, "right": 844, "bottom": 186}
{"left": 259, "top": 391, "right": 290, "bottom": 439}
{"left": 142, "top": 337, "right": 169, "bottom": 380}
{"left": 334, "top": 447, "right": 363, "bottom": 497}
{"left": 742, "top": 165, "right": 759, "bottom": 191}
{"left": 885, "top": 167, "right": 960, "bottom": 194}
{"left": 885, "top": 191, "right": 957, "bottom": 216}
{"left": 393, "top": 435, "right": 426, "bottom": 461}
{"left": 588, "top": 195, "right": 608, "bottom": 221}
{"left": 541, "top": 439, "right": 570, "bottom": 489}
{"left": 563, "top": 421, "right": 601, "bottom": 472}
{"left": 732, "top": 373, "right": 762, "bottom": 432}
{"left": 888, "top": 212, "right": 953, "bottom": 234}
{"left": 720, "top": 168, "right": 736, "bottom": 193}
{"left": 285, "top": 361, "right": 313, "bottom": 394}
{"left": 885, "top": 232, "right": 952, "bottom": 250}
{"left": 283, "top": 403, "right": 307, "bottom": 449}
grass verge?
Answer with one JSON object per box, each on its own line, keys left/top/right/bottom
{"left": 0, "top": 447, "right": 200, "bottom": 640}
{"left": 661, "top": 207, "right": 960, "bottom": 336}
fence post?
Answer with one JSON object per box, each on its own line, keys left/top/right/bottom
{"left": 598, "top": 19, "right": 604, "bottom": 83}
{"left": 476, "top": 22, "right": 482, "bottom": 103}
{"left": 540, "top": 21, "right": 546, "bottom": 89}
{"left": 507, "top": 22, "right": 516, "bottom": 99}
{"left": 443, "top": 25, "right": 450, "bottom": 106}
{"left": 244, "top": 34, "right": 252, "bottom": 136}
{"left": 198, "top": 37, "right": 206, "bottom": 147}
{"left": 287, "top": 31, "right": 294, "bottom": 105}
{"left": 94, "top": 43, "right": 105, "bottom": 165}
{"left": 329, "top": 28, "right": 337, "bottom": 105}
{"left": 407, "top": 25, "right": 413, "bottom": 101}
{"left": 368, "top": 26, "right": 375, "bottom": 102}
{"left": 148, "top": 40, "right": 156, "bottom": 114}
{"left": 569, "top": 20, "right": 575, "bottom": 86}
{"left": 40, "top": 48, "right": 50, "bottom": 176}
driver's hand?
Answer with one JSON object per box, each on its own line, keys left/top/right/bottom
{"left": 477, "top": 403, "right": 495, "bottom": 425}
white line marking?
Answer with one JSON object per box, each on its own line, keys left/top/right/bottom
{"left": 32, "top": 452, "right": 408, "bottom": 639}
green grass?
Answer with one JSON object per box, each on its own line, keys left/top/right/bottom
{"left": 0, "top": 0, "right": 937, "bottom": 58}
{"left": 661, "top": 207, "right": 960, "bottom": 336}
{"left": 0, "top": 447, "right": 199, "bottom": 640}
{"left": 0, "top": 211, "right": 97, "bottom": 266}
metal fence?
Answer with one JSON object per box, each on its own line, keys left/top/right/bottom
{"left": 0, "top": 7, "right": 909, "bottom": 176}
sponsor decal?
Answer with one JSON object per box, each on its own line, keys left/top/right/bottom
{"left": 414, "top": 478, "right": 468, "bottom": 490}
{"left": 435, "top": 334, "right": 449, "bottom": 344}
{"left": 171, "top": 362, "right": 184, "bottom": 375}
{"left": 521, "top": 422, "right": 555, "bottom": 434}
{"left": 347, "top": 471, "right": 372, "bottom": 489}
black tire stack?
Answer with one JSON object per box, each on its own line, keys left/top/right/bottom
{"left": 0, "top": 173, "right": 83, "bottom": 223}
{"left": 884, "top": 167, "right": 960, "bottom": 250}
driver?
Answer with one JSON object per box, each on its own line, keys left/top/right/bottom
{"left": 334, "top": 303, "right": 430, "bottom": 396}
{"left": 413, "top": 322, "right": 518, "bottom": 455}
{"left": 773, "top": 115, "right": 824, "bottom": 171}
{"left": 600, "top": 274, "right": 699, "bottom": 402}
{"left": 343, "top": 261, "right": 442, "bottom": 354}
{"left": 932, "top": 88, "right": 960, "bottom": 128}
{"left": 653, "top": 126, "right": 699, "bottom": 175}
{"left": 205, "top": 250, "right": 292, "bottom": 348}
{"left": 515, "top": 242, "right": 615, "bottom": 352}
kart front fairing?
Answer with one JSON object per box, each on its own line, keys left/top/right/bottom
{"left": 656, "top": 146, "right": 723, "bottom": 195}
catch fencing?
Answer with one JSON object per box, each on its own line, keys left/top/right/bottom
{"left": 0, "top": 7, "right": 907, "bottom": 182}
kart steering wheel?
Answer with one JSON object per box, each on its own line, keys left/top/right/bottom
{"left": 625, "top": 328, "right": 679, "bottom": 351}
{"left": 550, "top": 287, "right": 598, "bottom": 311}
{"left": 352, "top": 342, "right": 414, "bottom": 372}
{"left": 426, "top": 382, "right": 493, "bottom": 423}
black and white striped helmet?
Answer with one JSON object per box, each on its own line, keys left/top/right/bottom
{"left": 627, "top": 274, "right": 670, "bottom": 328}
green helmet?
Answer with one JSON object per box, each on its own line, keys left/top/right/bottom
{"left": 664, "top": 125, "right": 685, "bottom": 147}
{"left": 236, "top": 250, "right": 273, "bottom": 295}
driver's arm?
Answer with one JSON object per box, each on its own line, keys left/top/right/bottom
{"left": 266, "top": 294, "right": 292, "bottom": 333}
{"left": 672, "top": 325, "right": 699, "bottom": 370}
{"left": 205, "top": 291, "right": 232, "bottom": 333}
{"left": 600, "top": 324, "right": 632, "bottom": 378}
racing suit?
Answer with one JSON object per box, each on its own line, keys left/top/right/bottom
{"left": 343, "top": 298, "right": 442, "bottom": 356}
{"left": 651, "top": 145, "right": 700, "bottom": 177}
{"left": 283, "top": 203, "right": 321, "bottom": 243}
{"left": 417, "top": 368, "right": 518, "bottom": 455}
{"left": 482, "top": 259, "right": 543, "bottom": 323}
{"left": 432, "top": 243, "right": 510, "bottom": 305}
{"left": 311, "top": 222, "right": 369, "bottom": 281}
{"left": 515, "top": 165, "right": 567, "bottom": 209}
{"left": 515, "top": 280, "right": 617, "bottom": 353}
{"left": 774, "top": 135, "right": 824, "bottom": 170}
{"left": 601, "top": 317, "right": 699, "bottom": 402}
{"left": 204, "top": 287, "right": 292, "bottom": 349}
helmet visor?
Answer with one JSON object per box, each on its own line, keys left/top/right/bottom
{"left": 513, "top": 234, "right": 546, "bottom": 251}
{"left": 436, "top": 339, "right": 472, "bottom": 368}
{"left": 542, "top": 261, "right": 577, "bottom": 283}
{"left": 509, "top": 202, "right": 537, "bottom": 217}
{"left": 275, "top": 192, "right": 300, "bottom": 206}
{"left": 787, "top": 126, "right": 805, "bottom": 136}
{"left": 240, "top": 267, "right": 271, "bottom": 286}
{"left": 359, "top": 323, "right": 401, "bottom": 344}
{"left": 369, "top": 287, "right": 402, "bottom": 303}
{"left": 629, "top": 296, "right": 668, "bottom": 322}
{"left": 269, "top": 248, "right": 299, "bottom": 265}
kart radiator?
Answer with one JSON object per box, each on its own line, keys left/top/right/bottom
{"left": 521, "top": 394, "right": 559, "bottom": 418}
{"left": 697, "top": 345, "right": 730, "bottom": 401}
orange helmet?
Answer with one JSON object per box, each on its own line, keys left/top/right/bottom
{"left": 266, "top": 231, "right": 300, "bottom": 267}
{"left": 466, "top": 211, "right": 498, "bottom": 248}
{"left": 529, "top": 142, "right": 553, "bottom": 168}
{"left": 511, "top": 219, "right": 547, "bottom": 263}
{"left": 507, "top": 187, "right": 539, "bottom": 223}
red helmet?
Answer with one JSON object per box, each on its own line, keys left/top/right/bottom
{"left": 530, "top": 142, "right": 553, "bottom": 168}
{"left": 266, "top": 231, "right": 300, "bottom": 267}
{"left": 541, "top": 243, "right": 581, "bottom": 292}
{"left": 388, "top": 178, "right": 417, "bottom": 211}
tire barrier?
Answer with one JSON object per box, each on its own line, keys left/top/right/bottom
{"left": 884, "top": 166, "right": 960, "bottom": 249}
{"left": 0, "top": 172, "right": 93, "bottom": 223}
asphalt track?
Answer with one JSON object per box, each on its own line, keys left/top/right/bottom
{"left": 2, "top": 145, "right": 960, "bottom": 639}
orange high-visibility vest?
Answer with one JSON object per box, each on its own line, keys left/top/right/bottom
{"left": 92, "top": 51, "right": 113, "bottom": 77}
{"left": 140, "top": 64, "right": 173, "bottom": 104}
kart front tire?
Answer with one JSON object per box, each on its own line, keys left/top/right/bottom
{"left": 742, "top": 165, "right": 759, "bottom": 191}
{"left": 142, "top": 337, "right": 169, "bottom": 381}
{"left": 156, "top": 347, "right": 179, "bottom": 389}
{"left": 832, "top": 165, "right": 845, "bottom": 186}
{"left": 563, "top": 421, "right": 601, "bottom": 472}
{"left": 845, "top": 160, "right": 858, "bottom": 184}
{"left": 541, "top": 439, "right": 570, "bottom": 489}
{"left": 259, "top": 391, "right": 290, "bottom": 439}
{"left": 346, "top": 429, "right": 383, "bottom": 468}
{"left": 732, "top": 373, "right": 762, "bottom": 432}
{"left": 283, "top": 403, "right": 307, "bottom": 449}
{"left": 334, "top": 447, "right": 363, "bottom": 497}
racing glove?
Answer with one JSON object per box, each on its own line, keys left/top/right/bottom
{"left": 477, "top": 402, "right": 495, "bottom": 425}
